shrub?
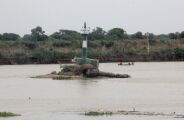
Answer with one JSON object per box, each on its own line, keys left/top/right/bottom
{"left": 52, "top": 40, "right": 72, "bottom": 47}
{"left": 0, "top": 112, "right": 20, "bottom": 117}
{"left": 62, "top": 65, "right": 82, "bottom": 74}
{"left": 174, "top": 48, "right": 184, "bottom": 60}
{"left": 31, "top": 49, "right": 60, "bottom": 63}
{"left": 88, "top": 41, "right": 101, "bottom": 48}
{"left": 23, "top": 41, "right": 37, "bottom": 49}
{"left": 0, "top": 52, "right": 4, "bottom": 58}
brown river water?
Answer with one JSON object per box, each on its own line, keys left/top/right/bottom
{"left": 0, "top": 62, "right": 184, "bottom": 120}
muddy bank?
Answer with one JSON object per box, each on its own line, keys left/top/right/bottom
{"left": 33, "top": 72, "right": 129, "bottom": 80}
{"left": 33, "top": 64, "right": 130, "bottom": 80}
{"left": 33, "top": 73, "right": 83, "bottom": 80}
{"left": 84, "top": 110, "right": 180, "bottom": 118}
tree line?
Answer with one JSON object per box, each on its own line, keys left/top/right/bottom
{"left": 0, "top": 33, "right": 20, "bottom": 41}
{"left": 1, "top": 26, "right": 184, "bottom": 64}
{"left": 1, "top": 26, "right": 184, "bottom": 41}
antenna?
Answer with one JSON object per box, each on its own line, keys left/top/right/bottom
{"left": 81, "top": 22, "right": 90, "bottom": 35}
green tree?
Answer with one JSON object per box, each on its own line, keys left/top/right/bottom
{"left": 50, "top": 30, "right": 82, "bottom": 40}
{"left": 169, "top": 33, "right": 178, "bottom": 39}
{"left": 156, "top": 34, "right": 169, "bottom": 40}
{"left": 148, "top": 33, "right": 156, "bottom": 45}
{"left": 0, "top": 34, "right": 2, "bottom": 40}
{"left": 1, "top": 33, "right": 20, "bottom": 40}
{"left": 148, "top": 33, "right": 155, "bottom": 40}
{"left": 89, "top": 27, "right": 106, "bottom": 40}
{"left": 22, "top": 34, "right": 32, "bottom": 41}
{"left": 132, "top": 31, "right": 144, "bottom": 39}
{"left": 50, "top": 32, "right": 61, "bottom": 39}
{"left": 180, "top": 31, "right": 184, "bottom": 38}
{"left": 106, "top": 28, "right": 125, "bottom": 40}
{"left": 31, "top": 26, "right": 48, "bottom": 41}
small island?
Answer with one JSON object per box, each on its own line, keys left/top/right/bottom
{"left": 34, "top": 23, "right": 130, "bottom": 80}
{"left": 35, "top": 63, "right": 130, "bottom": 80}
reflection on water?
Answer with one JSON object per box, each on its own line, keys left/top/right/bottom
{"left": 0, "top": 62, "right": 184, "bottom": 120}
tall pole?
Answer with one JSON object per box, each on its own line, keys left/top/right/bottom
{"left": 81, "top": 22, "right": 89, "bottom": 60}
{"left": 145, "top": 32, "right": 150, "bottom": 56}
{"left": 82, "top": 33, "right": 87, "bottom": 59}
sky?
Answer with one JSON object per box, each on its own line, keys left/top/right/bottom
{"left": 0, "top": 0, "right": 184, "bottom": 36}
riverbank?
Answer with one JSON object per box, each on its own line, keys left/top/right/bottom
{"left": 0, "top": 39, "right": 184, "bottom": 65}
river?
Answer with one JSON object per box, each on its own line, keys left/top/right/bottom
{"left": 0, "top": 62, "right": 184, "bottom": 120}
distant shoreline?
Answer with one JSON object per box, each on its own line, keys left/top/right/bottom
{"left": 0, "top": 58, "right": 183, "bottom": 65}
{"left": 1, "top": 39, "right": 184, "bottom": 65}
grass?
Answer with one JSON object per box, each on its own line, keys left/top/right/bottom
{"left": 53, "top": 75, "right": 84, "bottom": 80}
{"left": 84, "top": 111, "right": 113, "bottom": 116}
{"left": 53, "top": 76, "right": 74, "bottom": 80}
{"left": 0, "top": 112, "right": 21, "bottom": 117}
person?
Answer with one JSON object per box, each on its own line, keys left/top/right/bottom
{"left": 119, "top": 60, "right": 123, "bottom": 65}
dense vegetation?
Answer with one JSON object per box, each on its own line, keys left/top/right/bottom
{"left": 0, "top": 26, "right": 184, "bottom": 64}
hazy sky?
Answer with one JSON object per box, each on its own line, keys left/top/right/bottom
{"left": 0, "top": 0, "right": 184, "bottom": 36}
